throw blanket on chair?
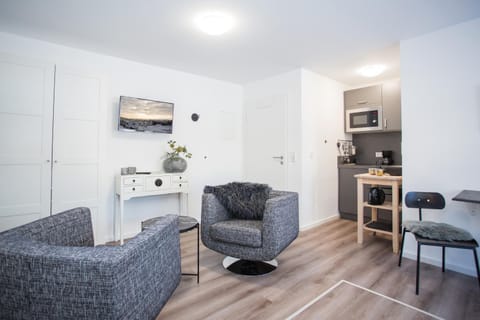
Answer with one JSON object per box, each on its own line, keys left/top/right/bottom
{"left": 204, "top": 182, "right": 272, "bottom": 220}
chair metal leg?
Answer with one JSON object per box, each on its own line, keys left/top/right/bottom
{"left": 473, "top": 249, "right": 480, "bottom": 287}
{"left": 416, "top": 242, "right": 421, "bottom": 295}
{"left": 398, "top": 228, "right": 407, "bottom": 267}
{"left": 442, "top": 246, "right": 446, "bottom": 272}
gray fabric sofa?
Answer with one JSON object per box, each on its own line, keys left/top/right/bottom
{"left": 201, "top": 190, "right": 299, "bottom": 262}
{"left": 0, "top": 207, "right": 181, "bottom": 320}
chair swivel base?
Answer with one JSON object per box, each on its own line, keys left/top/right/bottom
{"left": 222, "top": 256, "right": 278, "bottom": 275}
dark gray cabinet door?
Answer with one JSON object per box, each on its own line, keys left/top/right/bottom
{"left": 338, "top": 167, "right": 367, "bottom": 217}
{"left": 344, "top": 85, "right": 382, "bottom": 109}
{"left": 338, "top": 167, "right": 402, "bottom": 221}
{"left": 382, "top": 79, "right": 401, "bottom": 132}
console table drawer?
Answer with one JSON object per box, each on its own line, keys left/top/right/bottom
{"left": 175, "top": 182, "right": 188, "bottom": 190}
{"left": 123, "top": 186, "right": 145, "bottom": 193}
{"left": 145, "top": 176, "right": 171, "bottom": 191}
{"left": 123, "top": 177, "right": 144, "bottom": 186}
{"left": 172, "top": 175, "right": 187, "bottom": 183}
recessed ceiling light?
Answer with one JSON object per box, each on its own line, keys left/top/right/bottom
{"left": 194, "top": 11, "right": 234, "bottom": 36}
{"left": 357, "top": 64, "right": 387, "bottom": 77}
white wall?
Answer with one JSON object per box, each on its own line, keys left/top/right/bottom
{"left": 244, "top": 69, "right": 347, "bottom": 229}
{"left": 401, "top": 18, "right": 480, "bottom": 276}
{"left": 301, "top": 69, "right": 347, "bottom": 228}
{"left": 0, "top": 32, "right": 244, "bottom": 243}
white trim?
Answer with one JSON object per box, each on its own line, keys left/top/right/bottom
{"left": 103, "top": 230, "right": 138, "bottom": 244}
{"left": 300, "top": 214, "right": 339, "bottom": 231}
{"left": 402, "top": 249, "right": 478, "bottom": 277}
{"left": 286, "top": 280, "right": 444, "bottom": 320}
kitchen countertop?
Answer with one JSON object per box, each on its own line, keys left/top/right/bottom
{"left": 338, "top": 163, "right": 402, "bottom": 169}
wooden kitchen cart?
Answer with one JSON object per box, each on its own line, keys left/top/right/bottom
{"left": 354, "top": 173, "right": 403, "bottom": 253}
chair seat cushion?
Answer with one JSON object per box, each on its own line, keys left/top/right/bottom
{"left": 403, "top": 220, "right": 474, "bottom": 241}
{"left": 210, "top": 220, "right": 263, "bottom": 248}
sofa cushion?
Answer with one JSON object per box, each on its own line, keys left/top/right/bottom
{"left": 204, "top": 182, "right": 271, "bottom": 220}
{"left": 210, "top": 220, "right": 263, "bottom": 248}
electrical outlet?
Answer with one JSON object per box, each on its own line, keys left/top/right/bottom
{"left": 375, "top": 151, "right": 383, "bottom": 158}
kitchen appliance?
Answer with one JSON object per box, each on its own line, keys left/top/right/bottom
{"left": 346, "top": 106, "right": 383, "bottom": 133}
{"left": 368, "top": 187, "right": 386, "bottom": 205}
{"left": 336, "top": 139, "right": 356, "bottom": 163}
{"left": 382, "top": 150, "right": 393, "bottom": 165}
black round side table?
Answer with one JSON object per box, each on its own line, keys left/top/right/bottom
{"left": 142, "top": 215, "right": 200, "bottom": 283}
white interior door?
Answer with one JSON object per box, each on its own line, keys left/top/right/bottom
{"left": 244, "top": 95, "right": 287, "bottom": 189}
{"left": 0, "top": 54, "right": 54, "bottom": 231}
{"left": 51, "top": 66, "right": 100, "bottom": 216}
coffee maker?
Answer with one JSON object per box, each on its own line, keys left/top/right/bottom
{"left": 381, "top": 150, "right": 393, "bottom": 165}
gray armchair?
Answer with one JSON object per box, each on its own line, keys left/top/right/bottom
{"left": 201, "top": 190, "right": 299, "bottom": 275}
{"left": 0, "top": 207, "right": 181, "bottom": 320}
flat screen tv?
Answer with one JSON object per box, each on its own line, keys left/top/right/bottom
{"left": 118, "top": 96, "right": 174, "bottom": 134}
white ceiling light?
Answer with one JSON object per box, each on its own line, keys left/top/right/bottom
{"left": 194, "top": 11, "right": 234, "bottom": 36}
{"left": 357, "top": 64, "right": 387, "bottom": 77}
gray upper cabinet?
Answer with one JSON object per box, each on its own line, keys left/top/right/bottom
{"left": 381, "top": 79, "right": 401, "bottom": 132}
{"left": 344, "top": 85, "right": 382, "bottom": 109}
{"left": 344, "top": 80, "right": 401, "bottom": 133}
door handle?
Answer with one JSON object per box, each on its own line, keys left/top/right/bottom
{"left": 272, "top": 156, "right": 284, "bottom": 165}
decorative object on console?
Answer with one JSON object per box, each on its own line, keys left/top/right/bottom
{"left": 0, "top": 207, "right": 181, "bottom": 319}
{"left": 201, "top": 185, "right": 299, "bottom": 276}
{"left": 163, "top": 140, "right": 192, "bottom": 173}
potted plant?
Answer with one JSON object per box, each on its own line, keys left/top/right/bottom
{"left": 163, "top": 140, "right": 192, "bottom": 173}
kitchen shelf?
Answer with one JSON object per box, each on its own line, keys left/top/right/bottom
{"left": 355, "top": 173, "right": 402, "bottom": 253}
{"left": 362, "top": 201, "right": 402, "bottom": 211}
{"left": 364, "top": 221, "right": 392, "bottom": 234}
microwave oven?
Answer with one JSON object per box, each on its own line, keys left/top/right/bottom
{"left": 346, "top": 106, "right": 383, "bottom": 133}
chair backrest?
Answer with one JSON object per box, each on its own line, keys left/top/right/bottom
{"left": 405, "top": 192, "right": 445, "bottom": 221}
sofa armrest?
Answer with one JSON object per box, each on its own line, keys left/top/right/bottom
{"left": 0, "top": 215, "right": 181, "bottom": 320}
{"left": 262, "top": 191, "right": 299, "bottom": 256}
{"left": 201, "top": 193, "right": 232, "bottom": 247}
{"left": 201, "top": 193, "right": 232, "bottom": 226}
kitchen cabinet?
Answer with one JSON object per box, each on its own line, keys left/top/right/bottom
{"left": 382, "top": 79, "right": 401, "bottom": 132}
{"left": 338, "top": 165, "right": 402, "bottom": 222}
{"left": 344, "top": 85, "right": 382, "bottom": 109}
{"left": 344, "top": 80, "right": 401, "bottom": 133}
{"left": 339, "top": 167, "right": 367, "bottom": 218}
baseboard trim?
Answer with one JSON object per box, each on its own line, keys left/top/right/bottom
{"left": 402, "top": 249, "right": 478, "bottom": 278}
{"left": 300, "top": 214, "right": 339, "bottom": 231}
{"left": 102, "top": 231, "right": 138, "bottom": 245}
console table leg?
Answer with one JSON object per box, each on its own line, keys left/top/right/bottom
{"left": 197, "top": 225, "right": 200, "bottom": 284}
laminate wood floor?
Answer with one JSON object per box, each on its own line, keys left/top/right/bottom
{"left": 158, "top": 218, "right": 480, "bottom": 320}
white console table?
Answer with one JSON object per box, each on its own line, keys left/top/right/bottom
{"left": 114, "top": 172, "right": 188, "bottom": 245}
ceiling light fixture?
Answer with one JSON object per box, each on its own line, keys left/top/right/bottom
{"left": 357, "top": 64, "right": 387, "bottom": 77}
{"left": 194, "top": 11, "right": 234, "bottom": 36}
